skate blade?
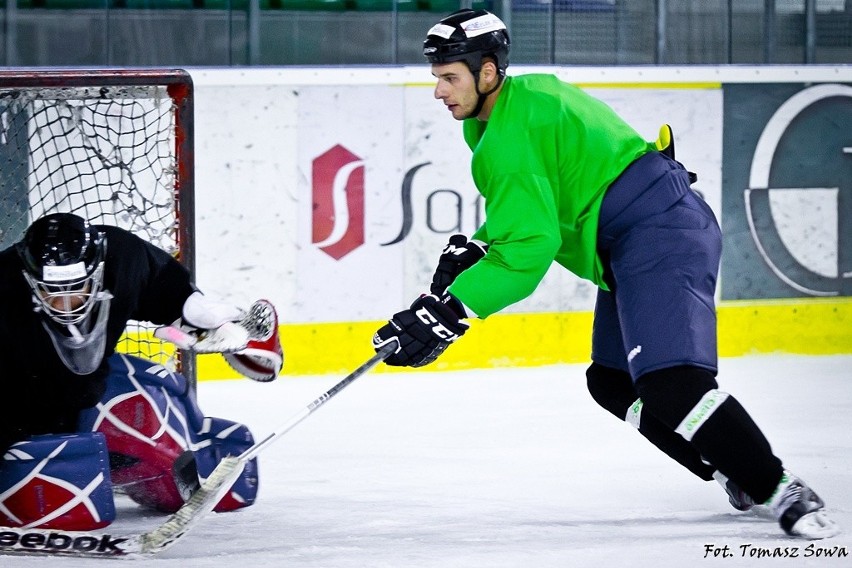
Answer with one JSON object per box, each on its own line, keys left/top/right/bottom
{"left": 789, "top": 510, "right": 842, "bottom": 540}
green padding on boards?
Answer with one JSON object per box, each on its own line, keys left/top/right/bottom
{"left": 349, "top": 0, "right": 418, "bottom": 11}
{"left": 114, "top": 0, "right": 194, "bottom": 7}
{"left": 23, "top": 0, "right": 109, "bottom": 8}
{"left": 277, "top": 0, "right": 347, "bottom": 10}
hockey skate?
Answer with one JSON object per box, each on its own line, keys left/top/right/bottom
{"left": 768, "top": 472, "right": 841, "bottom": 539}
{"left": 713, "top": 471, "right": 757, "bottom": 512}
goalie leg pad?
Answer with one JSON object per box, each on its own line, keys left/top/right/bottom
{"left": 194, "top": 417, "right": 259, "bottom": 512}
{"left": 78, "top": 354, "right": 204, "bottom": 513}
{"left": 0, "top": 432, "right": 115, "bottom": 530}
{"left": 79, "top": 354, "right": 259, "bottom": 513}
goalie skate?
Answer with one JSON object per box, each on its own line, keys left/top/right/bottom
{"left": 172, "top": 450, "right": 201, "bottom": 502}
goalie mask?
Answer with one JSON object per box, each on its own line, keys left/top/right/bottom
{"left": 17, "top": 213, "right": 112, "bottom": 375}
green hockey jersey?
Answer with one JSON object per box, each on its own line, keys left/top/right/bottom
{"left": 449, "top": 74, "right": 654, "bottom": 318}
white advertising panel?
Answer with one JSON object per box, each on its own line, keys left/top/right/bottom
{"left": 188, "top": 66, "right": 827, "bottom": 324}
{"left": 192, "top": 83, "right": 300, "bottom": 311}
{"left": 294, "top": 84, "right": 407, "bottom": 322}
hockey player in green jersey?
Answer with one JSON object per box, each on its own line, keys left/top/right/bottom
{"left": 372, "top": 8, "right": 840, "bottom": 540}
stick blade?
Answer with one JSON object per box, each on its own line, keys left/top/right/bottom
{"left": 138, "top": 456, "right": 246, "bottom": 555}
{"left": 0, "top": 528, "right": 143, "bottom": 558}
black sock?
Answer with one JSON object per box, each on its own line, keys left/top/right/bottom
{"left": 637, "top": 366, "right": 784, "bottom": 503}
{"left": 587, "top": 363, "right": 715, "bottom": 481}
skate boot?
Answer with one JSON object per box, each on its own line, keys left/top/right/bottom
{"left": 767, "top": 472, "right": 841, "bottom": 539}
{"left": 713, "top": 471, "right": 756, "bottom": 512}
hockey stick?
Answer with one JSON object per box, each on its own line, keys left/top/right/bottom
{"left": 240, "top": 341, "right": 396, "bottom": 462}
{"left": 0, "top": 344, "right": 395, "bottom": 559}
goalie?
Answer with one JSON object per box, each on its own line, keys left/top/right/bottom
{"left": 0, "top": 212, "right": 283, "bottom": 531}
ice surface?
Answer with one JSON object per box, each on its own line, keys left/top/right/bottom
{"left": 9, "top": 354, "right": 851, "bottom": 567}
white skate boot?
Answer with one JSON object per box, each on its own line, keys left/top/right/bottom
{"left": 767, "top": 472, "right": 841, "bottom": 539}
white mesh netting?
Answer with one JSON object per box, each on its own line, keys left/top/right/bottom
{"left": 1, "top": 81, "right": 188, "bottom": 371}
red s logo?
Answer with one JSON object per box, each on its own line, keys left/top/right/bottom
{"left": 312, "top": 144, "right": 365, "bottom": 260}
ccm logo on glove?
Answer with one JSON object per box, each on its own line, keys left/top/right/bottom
{"left": 373, "top": 294, "right": 468, "bottom": 367}
{"left": 414, "top": 304, "right": 462, "bottom": 341}
{"left": 430, "top": 234, "right": 488, "bottom": 296}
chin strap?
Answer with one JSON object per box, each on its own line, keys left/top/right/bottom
{"left": 466, "top": 70, "right": 505, "bottom": 119}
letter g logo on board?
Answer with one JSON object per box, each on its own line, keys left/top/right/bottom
{"left": 744, "top": 83, "right": 852, "bottom": 297}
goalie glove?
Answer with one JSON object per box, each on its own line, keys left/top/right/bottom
{"left": 154, "top": 291, "right": 250, "bottom": 353}
{"left": 372, "top": 294, "right": 468, "bottom": 368}
{"left": 430, "top": 234, "right": 488, "bottom": 296}
{"left": 223, "top": 299, "right": 284, "bottom": 382}
{"left": 155, "top": 295, "right": 284, "bottom": 381}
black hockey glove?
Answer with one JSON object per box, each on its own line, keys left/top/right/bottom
{"left": 372, "top": 294, "right": 469, "bottom": 367}
{"left": 430, "top": 234, "right": 489, "bottom": 296}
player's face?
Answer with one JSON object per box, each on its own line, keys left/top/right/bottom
{"left": 432, "top": 62, "right": 480, "bottom": 120}
{"left": 38, "top": 283, "right": 89, "bottom": 315}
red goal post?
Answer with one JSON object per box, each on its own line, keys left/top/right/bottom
{"left": 0, "top": 68, "right": 197, "bottom": 385}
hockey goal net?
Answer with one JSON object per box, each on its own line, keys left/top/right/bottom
{"left": 0, "top": 68, "right": 196, "bottom": 382}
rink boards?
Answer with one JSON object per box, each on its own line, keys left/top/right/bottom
{"left": 139, "top": 65, "right": 852, "bottom": 378}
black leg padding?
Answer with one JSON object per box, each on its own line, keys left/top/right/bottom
{"left": 634, "top": 366, "right": 720, "bottom": 427}
{"left": 587, "top": 363, "right": 715, "bottom": 480}
{"left": 586, "top": 363, "right": 636, "bottom": 419}
{"left": 637, "top": 366, "right": 784, "bottom": 503}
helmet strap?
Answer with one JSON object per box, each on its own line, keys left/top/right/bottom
{"left": 466, "top": 67, "right": 505, "bottom": 120}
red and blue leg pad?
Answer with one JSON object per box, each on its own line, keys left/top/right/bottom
{"left": 77, "top": 353, "right": 258, "bottom": 514}
{"left": 0, "top": 432, "right": 115, "bottom": 530}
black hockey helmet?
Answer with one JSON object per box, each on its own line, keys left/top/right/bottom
{"left": 17, "top": 212, "right": 112, "bottom": 375}
{"left": 423, "top": 9, "right": 510, "bottom": 76}
{"left": 16, "top": 212, "right": 106, "bottom": 327}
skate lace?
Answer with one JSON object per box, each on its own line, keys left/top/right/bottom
{"left": 774, "top": 481, "right": 804, "bottom": 518}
